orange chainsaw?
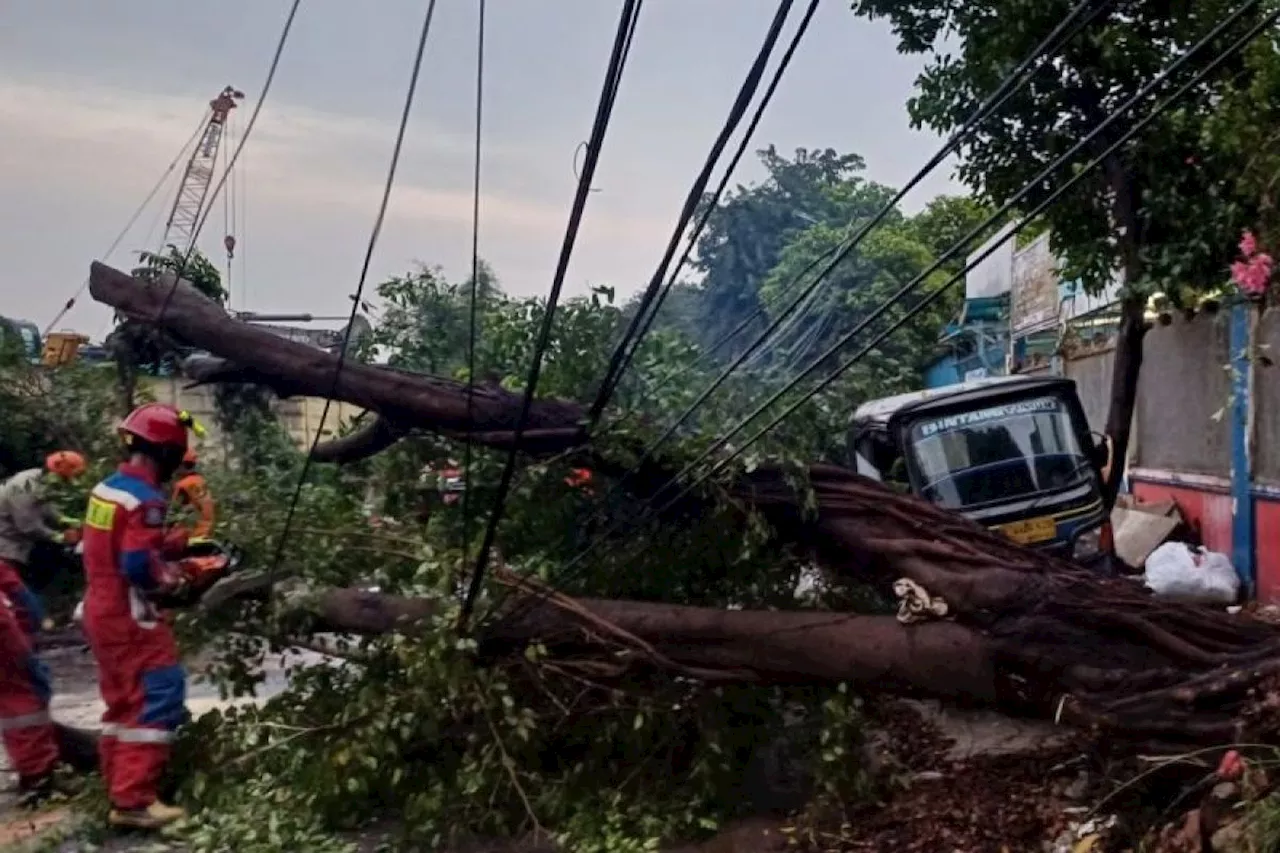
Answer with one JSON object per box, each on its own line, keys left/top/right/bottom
{"left": 151, "top": 538, "right": 246, "bottom": 609}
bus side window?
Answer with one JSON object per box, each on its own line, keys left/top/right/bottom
{"left": 885, "top": 454, "right": 910, "bottom": 493}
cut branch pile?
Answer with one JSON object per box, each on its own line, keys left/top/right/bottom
{"left": 89, "top": 262, "right": 1280, "bottom": 747}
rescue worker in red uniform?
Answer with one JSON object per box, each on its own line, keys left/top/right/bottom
{"left": 0, "top": 450, "right": 87, "bottom": 805}
{"left": 172, "top": 448, "right": 215, "bottom": 541}
{"left": 82, "top": 403, "right": 196, "bottom": 830}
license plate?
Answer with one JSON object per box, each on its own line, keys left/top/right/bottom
{"left": 997, "top": 515, "right": 1057, "bottom": 545}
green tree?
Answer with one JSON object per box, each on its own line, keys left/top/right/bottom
{"left": 691, "top": 146, "right": 896, "bottom": 361}
{"left": 744, "top": 196, "right": 992, "bottom": 463}
{"left": 165, "top": 256, "right": 845, "bottom": 853}
{"left": 1205, "top": 35, "right": 1280, "bottom": 275}
{"left": 851, "top": 0, "right": 1277, "bottom": 500}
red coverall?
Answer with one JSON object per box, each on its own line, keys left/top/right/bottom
{"left": 81, "top": 462, "right": 189, "bottom": 811}
{"left": 0, "top": 590, "right": 57, "bottom": 783}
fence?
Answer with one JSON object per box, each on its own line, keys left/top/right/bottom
{"left": 1062, "top": 305, "right": 1279, "bottom": 599}
{"left": 141, "top": 377, "right": 365, "bottom": 463}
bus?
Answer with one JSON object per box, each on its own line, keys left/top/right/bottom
{"left": 848, "top": 375, "right": 1114, "bottom": 571}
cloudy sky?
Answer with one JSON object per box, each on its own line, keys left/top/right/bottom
{"left": 0, "top": 0, "right": 962, "bottom": 341}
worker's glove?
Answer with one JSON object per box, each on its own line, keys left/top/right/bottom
{"left": 148, "top": 567, "right": 191, "bottom": 606}
{"left": 54, "top": 528, "right": 82, "bottom": 546}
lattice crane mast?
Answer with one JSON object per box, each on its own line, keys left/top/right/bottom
{"left": 158, "top": 85, "right": 244, "bottom": 254}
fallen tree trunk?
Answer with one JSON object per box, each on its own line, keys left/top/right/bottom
{"left": 295, "top": 572, "right": 1280, "bottom": 745}
{"left": 308, "top": 584, "right": 999, "bottom": 701}
{"left": 90, "top": 262, "right": 1280, "bottom": 747}
{"left": 89, "top": 262, "right": 587, "bottom": 455}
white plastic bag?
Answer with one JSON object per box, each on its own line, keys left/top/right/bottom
{"left": 1143, "top": 541, "right": 1240, "bottom": 604}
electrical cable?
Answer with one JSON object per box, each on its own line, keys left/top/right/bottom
{"left": 147, "top": 0, "right": 303, "bottom": 329}
{"left": 588, "top": 0, "right": 1112, "bottom": 503}
{"left": 668, "top": 2, "right": 1279, "bottom": 507}
{"left": 459, "top": 0, "right": 488, "bottom": 566}
{"left": 238, "top": 111, "right": 250, "bottom": 311}
{"left": 649, "top": 0, "right": 1263, "bottom": 498}
{"left": 586, "top": 0, "right": 813, "bottom": 426}
{"left": 533, "top": 0, "right": 1268, "bottom": 594}
{"left": 459, "top": 0, "right": 644, "bottom": 627}
{"left": 43, "top": 112, "right": 209, "bottom": 336}
{"left": 222, "top": 118, "right": 234, "bottom": 306}
{"left": 266, "top": 0, "right": 440, "bottom": 573}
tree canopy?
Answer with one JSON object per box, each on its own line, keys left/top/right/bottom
{"left": 853, "top": 0, "right": 1274, "bottom": 299}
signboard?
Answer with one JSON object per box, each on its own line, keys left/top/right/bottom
{"left": 1058, "top": 272, "right": 1121, "bottom": 322}
{"left": 964, "top": 223, "right": 1016, "bottom": 301}
{"left": 1010, "top": 232, "right": 1060, "bottom": 334}
{"left": 917, "top": 396, "right": 1060, "bottom": 439}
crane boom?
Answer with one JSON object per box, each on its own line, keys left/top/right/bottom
{"left": 159, "top": 86, "right": 244, "bottom": 251}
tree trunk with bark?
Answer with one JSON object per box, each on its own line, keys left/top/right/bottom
{"left": 89, "top": 262, "right": 1280, "bottom": 748}
{"left": 1101, "top": 158, "right": 1149, "bottom": 508}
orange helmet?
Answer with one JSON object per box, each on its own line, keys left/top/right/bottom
{"left": 183, "top": 448, "right": 198, "bottom": 466}
{"left": 46, "top": 450, "right": 87, "bottom": 480}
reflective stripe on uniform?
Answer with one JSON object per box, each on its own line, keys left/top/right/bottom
{"left": 0, "top": 710, "right": 51, "bottom": 731}
{"left": 115, "top": 726, "right": 175, "bottom": 744}
{"left": 100, "top": 723, "right": 120, "bottom": 737}
{"left": 90, "top": 483, "right": 142, "bottom": 512}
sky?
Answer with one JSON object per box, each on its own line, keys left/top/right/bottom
{"left": 0, "top": 0, "right": 963, "bottom": 341}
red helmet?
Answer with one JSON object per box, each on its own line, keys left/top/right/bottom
{"left": 118, "top": 403, "right": 191, "bottom": 452}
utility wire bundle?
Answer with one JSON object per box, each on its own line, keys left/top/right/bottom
{"left": 505, "top": 0, "right": 1273, "bottom": 612}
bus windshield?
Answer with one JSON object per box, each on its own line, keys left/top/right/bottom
{"left": 907, "top": 395, "right": 1094, "bottom": 510}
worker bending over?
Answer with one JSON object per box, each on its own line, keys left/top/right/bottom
{"left": 172, "top": 448, "right": 215, "bottom": 540}
{"left": 82, "top": 404, "right": 196, "bottom": 830}
{"left": 0, "top": 451, "right": 86, "bottom": 804}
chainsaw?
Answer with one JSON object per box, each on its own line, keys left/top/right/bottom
{"left": 71, "top": 537, "right": 247, "bottom": 619}
{"left": 153, "top": 537, "right": 246, "bottom": 609}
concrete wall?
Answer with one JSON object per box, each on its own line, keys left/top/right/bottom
{"left": 1060, "top": 311, "right": 1259, "bottom": 590}
{"left": 1133, "top": 314, "right": 1233, "bottom": 477}
{"left": 140, "top": 377, "right": 365, "bottom": 461}
{"left": 1062, "top": 315, "right": 1235, "bottom": 479}
{"left": 1062, "top": 348, "right": 1114, "bottom": 435}
{"left": 1256, "top": 311, "right": 1280, "bottom": 485}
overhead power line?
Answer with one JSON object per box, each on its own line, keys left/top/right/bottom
{"left": 268, "top": 0, "right": 441, "bottom": 573}
{"left": 596, "top": 0, "right": 1114, "bottom": 490}
{"left": 148, "top": 0, "right": 304, "bottom": 328}
{"left": 665, "top": 1, "right": 1278, "bottom": 508}
{"left": 647, "top": 0, "right": 1263, "bottom": 501}
{"left": 459, "top": 0, "right": 645, "bottom": 627}
{"left": 44, "top": 112, "right": 209, "bottom": 336}
{"left": 586, "top": 0, "right": 806, "bottom": 427}
{"left": 460, "top": 0, "right": 488, "bottom": 566}
{"left": 588, "top": 0, "right": 1112, "bottom": 506}
{"left": 535, "top": 0, "right": 1267, "bottom": 595}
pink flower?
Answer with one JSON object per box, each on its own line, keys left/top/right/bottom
{"left": 1231, "top": 253, "right": 1273, "bottom": 296}
{"left": 1241, "top": 230, "right": 1259, "bottom": 257}
{"left": 1217, "top": 749, "right": 1245, "bottom": 781}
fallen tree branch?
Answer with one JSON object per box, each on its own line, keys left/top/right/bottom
{"left": 89, "top": 262, "right": 588, "bottom": 451}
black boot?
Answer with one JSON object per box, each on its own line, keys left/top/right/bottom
{"left": 17, "top": 764, "right": 84, "bottom": 808}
